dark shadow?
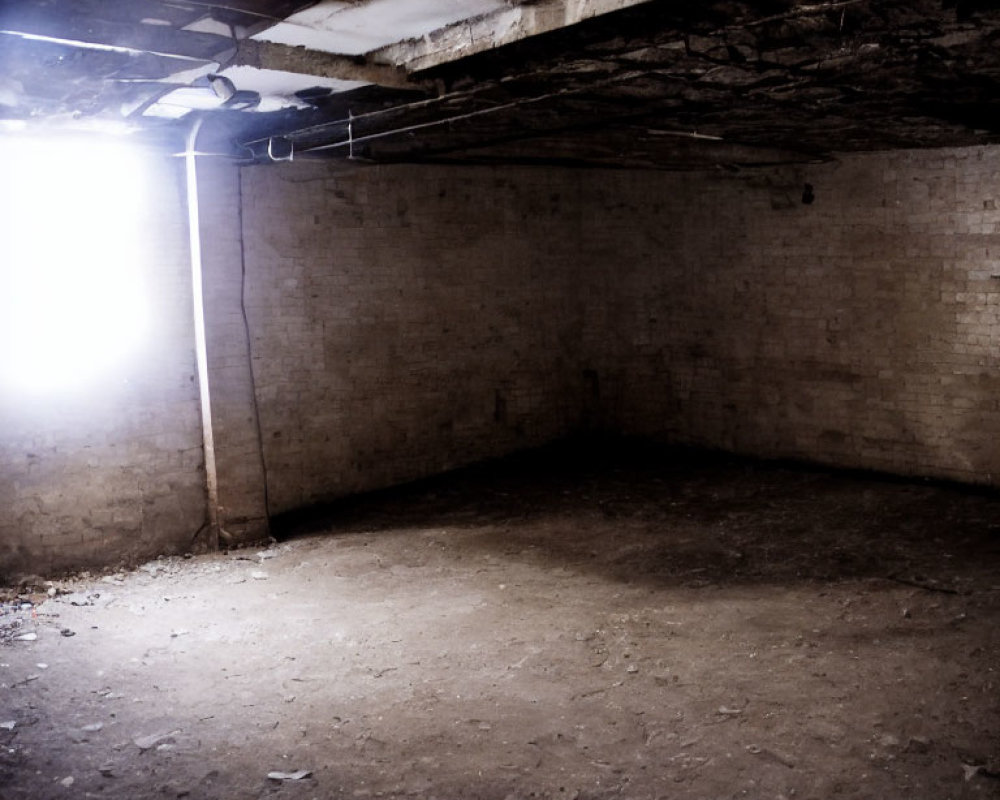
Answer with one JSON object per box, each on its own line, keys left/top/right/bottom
{"left": 270, "top": 436, "right": 1000, "bottom": 592}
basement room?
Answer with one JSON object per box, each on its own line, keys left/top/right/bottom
{"left": 0, "top": 0, "right": 998, "bottom": 798}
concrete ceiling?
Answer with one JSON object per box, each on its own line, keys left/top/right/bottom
{"left": 2, "top": 0, "right": 1000, "bottom": 169}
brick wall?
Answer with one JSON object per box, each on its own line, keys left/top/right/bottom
{"left": 4, "top": 143, "right": 996, "bottom": 577}
{"left": 240, "top": 165, "right": 592, "bottom": 513}
{"left": 0, "top": 154, "right": 207, "bottom": 578}
{"left": 196, "top": 161, "right": 269, "bottom": 544}
{"left": 242, "top": 147, "right": 1000, "bottom": 505}
{"left": 584, "top": 148, "right": 1000, "bottom": 484}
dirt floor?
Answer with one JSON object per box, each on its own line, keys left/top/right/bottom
{"left": 1, "top": 442, "right": 999, "bottom": 800}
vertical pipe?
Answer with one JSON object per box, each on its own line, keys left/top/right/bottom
{"left": 185, "top": 118, "right": 220, "bottom": 547}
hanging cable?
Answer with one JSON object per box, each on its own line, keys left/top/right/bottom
{"left": 241, "top": 68, "right": 665, "bottom": 157}
{"left": 236, "top": 166, "right": 272, "bottom": 527}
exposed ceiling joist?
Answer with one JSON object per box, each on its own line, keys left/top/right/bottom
{"left": 5, "top": 0, "right": 1000, "bottom": 170}
{"left": 371, "top": 0, "right": 659, "bottom": 72}
{"left": 229, "top": 38, "right": 416, "bottom": 90}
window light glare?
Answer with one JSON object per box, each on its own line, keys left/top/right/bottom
{"left": 0, "top": 136, "right": 150, "bottom": 394}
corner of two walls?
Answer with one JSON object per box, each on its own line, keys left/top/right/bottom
{"left": 194, "top": 160, "right": 270, "bottom": 544}
{"left": 591, "top": 148, "right": 1000, "bottom": 485}
{"left": 234, "top": 148, "right": 1000, "bottom": 509}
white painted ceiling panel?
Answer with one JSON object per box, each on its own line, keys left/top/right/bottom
{"left": 216, "top": 65, "right": 369, "bottom": 97}
{"left": 252, "top": 0, "right": 507, "bottom": 56}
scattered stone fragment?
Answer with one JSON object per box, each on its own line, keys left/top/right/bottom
{"left": 267, "top": 769, "right": 312, "bottom": 781}
{"left": 717, "top": 706, "right": 742, "bottom": 716}
{"left": 906, "top": 736, "right": 930, "bottom": 753}
{"left": 134, "top": 731, "right": 178, "bottom": 751}
{"left": 60, "top": 629, "right": 75, "bottom": 637}
{"left": 963, "top": 764, "right": 983, "bottom": 781}
{"left": 82, "top": 723, "right": 103, "bottom": 732}
{"left": 98, "top": 762, "right": 115, "bottom": 777}
{"left": 746, "top": 744, "right": 795, "bottom": 768}
{"left": 250, "top": 571, "right": 268, "bottom": 580}
{"left": 0, "top": 721, "right": 15, "bottom": 731}
{"left": 14, "top": 632, "right": 36, "bottom": 641}
{"left": 60, "top": 776, "right": 74, "bottom": 787}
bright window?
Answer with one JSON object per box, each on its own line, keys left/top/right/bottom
{"left": 0, "top": 135, "right": 150, "bottom": 394}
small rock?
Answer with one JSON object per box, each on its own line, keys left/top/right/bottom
{"left": 906, "top": 736, "right": 930, "bottom": 753}
{"left": 98, "top": 762, "right": 114, "bottom": 777}
{"left": 134, "top": 731, "right": 178, "bottom": 751}
{"left": 82, "top": 723, "right": 103, "bottom": 733}
{"left": 250, "top": 570, "right": 268, "bottom": 581}
{"left": 60, "top": 629, "right": 75, "bottom": 638}
{"left": 0, "top": 721, "right": 15, "bottom": 731}
{"left": 267, "top": 769, "right": 312, "bottom": 781}
{"left": 963, "top": 764, "right": 983, "bottom": 782}
{"left": 626, "top": 664, "right": 639, "bottom": 674}
{"left": 13, "top": 632, "right": 37, "bottom": 642}
{"left": 60, "top": 776, "right": 74, "bottom": 788}
{"left": 878, "top": 733, "right": 900, "bottom": 748}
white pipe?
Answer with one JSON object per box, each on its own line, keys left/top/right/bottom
{"left": 185, "top": 117, "right": 221, "bottom": 547}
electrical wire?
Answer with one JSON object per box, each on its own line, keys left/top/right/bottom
{"left": 236, "top": 166, "right": 273, "bottom": 527}
{"left": 242, "top": 68, "right": 654, "bottom": 154}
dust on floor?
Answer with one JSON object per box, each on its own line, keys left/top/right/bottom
{"left": 1, "top": 444, "right": 999, "bottom": 799}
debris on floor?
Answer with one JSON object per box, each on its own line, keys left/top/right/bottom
{"left": 267, "top": 769, "right": 312, "bottom": 781}
{"left": 0, "top": 448, "right": 997, "bottom": 799}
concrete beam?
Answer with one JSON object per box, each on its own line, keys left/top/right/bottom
{"left": 370, "top": 0, "right": 658, "bottom": 73}
{"left": 230, "top": 38, "right": 417, "bottom": 90}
